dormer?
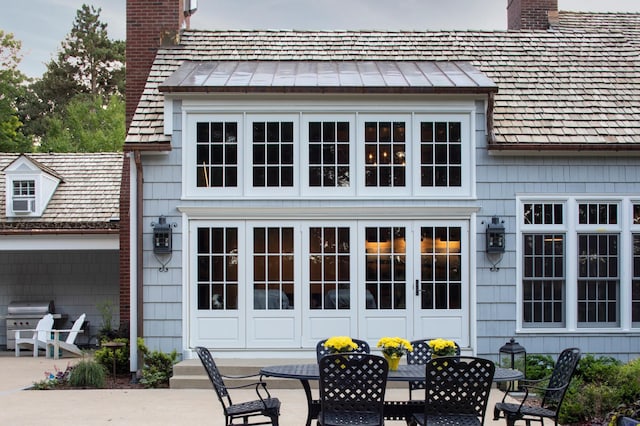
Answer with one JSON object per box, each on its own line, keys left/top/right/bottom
{"left": 3, "top": 155, "right": 63, "bottom": 218}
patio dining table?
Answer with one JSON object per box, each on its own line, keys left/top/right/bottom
{"left": 260, "top": 362, "right": 523, "bottom": 425}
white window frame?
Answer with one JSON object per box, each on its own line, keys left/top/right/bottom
{"left": 413, "top": 113, "right": 472, "bottom": 197}
{"left": 184, "top": 113, "right": 244, "bottom": 198}
{"left": 244, "top": 114, "right": 299, "bottom": 198}
{"left": 181, "top": 98, "right": 478, "bottom": 200}
{"left": 300, "top": 114, "right": 356, "bottom": 197}
{"left": 517, "top": 196, "right": 635, "bottom": 333}
{"left": 356, "top": 114, "right": 412, "bottom": 197}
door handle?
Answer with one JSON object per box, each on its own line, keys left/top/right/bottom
{"left": 415, "top": 279, "right": 420, "bottom": 296}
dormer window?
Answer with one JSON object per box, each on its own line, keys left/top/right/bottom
{"left": 3, "top": 154, "right": 63, "bottom": 218}
{"left": 12, "top": 180, "right": 36, "bottom": 213}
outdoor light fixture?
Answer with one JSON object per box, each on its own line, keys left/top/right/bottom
{"left": 151, "top": 216, "right": 176, "bottom": 272}
{"left": 499, "top": 338, "right": 526, "bottom": 391}
{"left": 485, "top": 216, "right": 505, "bottom": 271}
{"left": 486, "top": 216, "right": 505, "bottom": 253}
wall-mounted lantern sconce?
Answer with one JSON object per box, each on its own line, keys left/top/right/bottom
{"left": 485, "top": 216, "right": 505, "bottom": 271}
{"left": 151, "top": 216, "right": 177, "bottom": 272}
{"left": 486, "top": 216, "right": 505, "bottom": 253}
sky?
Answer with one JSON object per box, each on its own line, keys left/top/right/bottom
{"left": 3, "top": 0, "right": 640, "bottom": 79}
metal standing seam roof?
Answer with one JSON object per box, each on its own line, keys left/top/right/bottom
{"left": 126, "top": 11, "right": 640, "bottom": 148}
{"left": 0, "top": 153, "right": 123, "bottom": 231}
{"left": 159, "top": 60, "right": 498, "bottom": 93}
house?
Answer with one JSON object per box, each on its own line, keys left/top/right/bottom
{"left": 0, "top": 152, "right": 123, "bottom": 348}
{"left": 123, "top": 0, "right": 640, "bottom": 364}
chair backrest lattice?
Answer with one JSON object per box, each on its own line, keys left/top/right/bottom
{"left": 424, "top": 356, "right": 495, "bottom": 422}
{"left": 541, "top": 347, "right": 581, "bottom": 412}
{"left": 319, "top": 353, "right": 388, "bottom": 424}
{"left": 316, "top": 338, "right": 370, "bottom": 362}
{"left": 195, "top": 346, "right": 232, "bottom": 411}
{"left": 407, "top": 339, "right": 461, "bottom": 396}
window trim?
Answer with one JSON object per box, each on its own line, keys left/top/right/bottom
{"left": 517, "top": 196, "right": 635, "bottom": 333}
{"left": 181, "top": 97, "right": 478, "bottom": 200}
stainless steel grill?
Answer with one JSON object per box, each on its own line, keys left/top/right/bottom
{"left": 6, "top": 301, "right": 61, "bottom": 350}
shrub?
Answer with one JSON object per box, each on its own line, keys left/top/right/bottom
{"left": 94, "top": 337, "right": 130, "bottom": 375}
{"left": 137, "top": 338, "right": 179, "bottom": 388}
{"left": 561, "top": 378, "right": 620, "bottom": 425}
{"left": 525, "top": 353, "right": 554, "bottom": 380}
{"left": 68, "top": 360, "right": 107, "bottom": 388}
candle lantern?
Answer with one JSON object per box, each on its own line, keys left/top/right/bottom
{"left": 499, "top": 338, "right": 526, "bottom": 391}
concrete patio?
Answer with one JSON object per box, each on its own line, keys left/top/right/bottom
{"left": 0, "top": 352, "right": 552, "bottom": 425}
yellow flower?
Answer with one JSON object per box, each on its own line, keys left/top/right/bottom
{"left": 377, "top": 337, "right": 413, "bottom": 358}
{"left": 324, "top": 336, "right": 358, "bottom": 353}
{"left": 428, "top": 338, "right": 457, "bottom": 356}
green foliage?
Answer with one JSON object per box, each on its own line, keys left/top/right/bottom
{"left": 37, "top": 94, "right": 124, "bottom": 153}
{"left": 137, "top": 338, "right": 180, "bottom": 388}
{"left": 96, "top": 299, "right": 118, "bottom": 340}
{"left": 562, "top": 378, "right": 620, "bottom": 424}
{"left": 575, "top": 354, "right": 621, "bottom": 384}
{"left": 94, "top": 338, "right": 130, "bottom": 375}
{"left": 68, "top": 359, "right": 106, "bottom": 388}
{"left": 556, "top": 355, "right": 640, "bottom": 425}
{"left": 614, "top": 358, "right": 640, "bottom": 403}
{"left": 0, "top": 30, "right": 32, "bottom": 152}
{"left": 525, "top": 353, "right": 555, "bottom": 380}
{"left": 20, "top": 4, "right": 125, "bottom": 148}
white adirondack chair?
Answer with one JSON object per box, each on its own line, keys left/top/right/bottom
{"left": 46, "top": 313, "right": 86, "bottom": 359}
{"left": 15, "top": 313, "right": 54, "bottom": 357}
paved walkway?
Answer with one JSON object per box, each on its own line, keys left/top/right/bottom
{"left": 0, "top": 352, "right": 545, "bottom": 425}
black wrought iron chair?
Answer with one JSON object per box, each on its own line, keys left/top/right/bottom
{"left": 410, "top": 356, "right": 495, "bottom": 426}
{"left": 318, "top": 353, "right": 389, "bottom": 426}
{"left": 406, "top": 339, "right": 461, "bottom": 399}
{"left": 195, "top": 347, "right": 280, "bottom": 426}
{"left": 494, "top": 347, "right": 581, "bottom": 426}
{"left": 316, "top": 338, "right": 371, "bottom": 362}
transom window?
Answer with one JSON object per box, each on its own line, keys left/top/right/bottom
{"left": 519, "top": 198, "right": 631, "bottom": 330}
{"left": 364, "top": 121, "right": 406, "bottom": 187}
{"left": 252, "top": 122, "right": 294, "bottom": 187}
{"left": 308, "top": 122, "right": 350, "bottom": 188}
{"left": 185, "top": 109, "right": 473, "bottom": 198}
{"left": 420, "top": 121, "right": 462, "bottom": 187}
{"left": 196, "top": 122, "right": 238, "bottom": 187}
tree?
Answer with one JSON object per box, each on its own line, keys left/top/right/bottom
{"left": 20, "top": 4, "right": 125, "bottom": 146}
{"left": 39, "top": 94, "right": 125, "bottom": 153}
{"left": 0, "top": 30, "right": 31, "bottom": 152}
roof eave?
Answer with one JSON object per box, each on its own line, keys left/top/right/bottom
{"left": 157, "top": 86, "right": 498, "bottom": 95}
{"left": 488, "top": 142, "right": 640, "bottom": 155}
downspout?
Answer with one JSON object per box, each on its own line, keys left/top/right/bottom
{"left": 129, "top": 150, "right": 143, "bottom": 379}
{"left": 135, "top": 150, "right": 144, "bottom": 343}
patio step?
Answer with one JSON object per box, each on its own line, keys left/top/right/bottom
{"left": 169, "top": 358, "right": 408, "bottom": 390}
{"left": 170, "top": 358, "right": 315, "bottom": 389}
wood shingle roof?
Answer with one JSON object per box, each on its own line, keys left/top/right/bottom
{"left": 126, "top": 11, "right": 640, "bottom": 149}
{"left": 0, "top": 153, "right": 123, "bottom": 232}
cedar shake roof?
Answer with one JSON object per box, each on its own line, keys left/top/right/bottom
{"left": 126, "top": 11, "right": 640, "bottom": 150}
{"left": 0, "top": 153, "right": 123, "bottom": 232}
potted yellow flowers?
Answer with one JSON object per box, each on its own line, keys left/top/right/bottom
{"left": 428, "top": 338, "right": 457, "bottom": 357}
{"left": 377, "top": 337, "right": 413, "bottom": 370}
{"left": 324, "top": 336, "right": 359, "bottom": 354}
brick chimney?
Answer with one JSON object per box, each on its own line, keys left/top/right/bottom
{"left": 126, "top": 0, "right": 190, "bottom": 129}
{"left": 507, "top": 0, "right": 558, "bottom": 30}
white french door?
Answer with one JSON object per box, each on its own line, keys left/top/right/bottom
{"left": 189, "top": 219, "right": 469, "bottom": 350}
